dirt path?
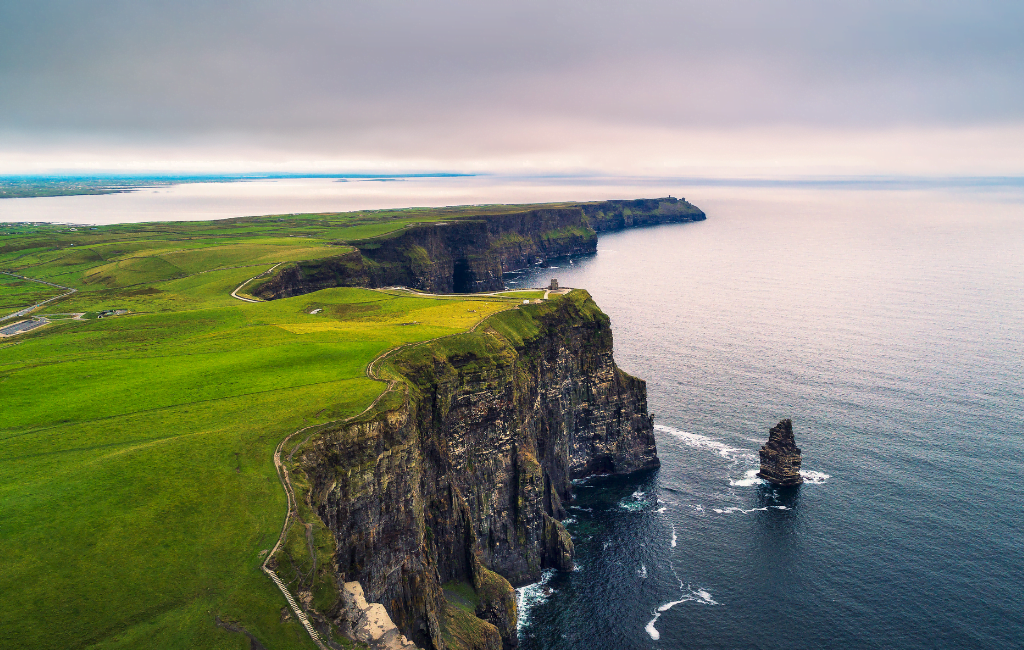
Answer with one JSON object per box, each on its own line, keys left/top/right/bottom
{"left": 260, "top": 292, "right": 524, "bottom": 650}
{"left": 231, "top": 262, "right": 284, "bottom": 303}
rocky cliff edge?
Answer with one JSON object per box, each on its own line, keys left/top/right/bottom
{"left": 274, "top": 290, "right": 658, "bottom": 650}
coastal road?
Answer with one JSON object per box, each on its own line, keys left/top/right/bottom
{"left": 0, "top": 271, "right": 77, "bottom": 322}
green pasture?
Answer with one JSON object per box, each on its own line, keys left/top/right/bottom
{"left": 0, "top": 202, "right": 583, "bottom": 649}
{"left": 0, "top": 214, "right": 526, "bottom": 649}
{"left": 0, "top": 273, "right": 65, "bottom": 312}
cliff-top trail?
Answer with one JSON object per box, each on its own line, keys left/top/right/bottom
{"left": 0, "top": 198, "right": 701, "bottom": 650}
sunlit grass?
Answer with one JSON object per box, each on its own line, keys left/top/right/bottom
{"left": 0, "top": 274, "right": 515, "bottom": 649}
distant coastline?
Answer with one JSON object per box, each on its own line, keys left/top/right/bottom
{"left": 0, "top": 173, "right": 473, "bottom": 199}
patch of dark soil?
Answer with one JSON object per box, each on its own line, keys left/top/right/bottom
{"left": 214, "top": 616, "right": 267, "bottom": 650}
{"left": 328, "top": 303, "right": 381, "bottom": 319}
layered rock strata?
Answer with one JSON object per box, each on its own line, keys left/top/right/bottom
{"left": 297, "top": 291, "right": 659, "bottom": 649}
{"left": 254, "top": 198, "right": 704, "bottom": 299}
{"left": 757, "top": 419, "right": 803, "bottom": 486}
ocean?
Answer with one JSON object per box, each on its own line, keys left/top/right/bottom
{"left": 509, "top": 185, "right": 1024, "bottom": 649}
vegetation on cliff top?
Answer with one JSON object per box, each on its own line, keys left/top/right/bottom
{"left": 0, "top": 210, "right": 553, "bottom": 650}
{"left": 0, "top": 200, "right": 668, "bottom": 650}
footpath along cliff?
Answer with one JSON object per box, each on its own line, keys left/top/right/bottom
{"left": 254, "top": 197, "right": 704, "bottom": 298}
{"left": 273, "top": 291, "right": 659, "bottom": 650}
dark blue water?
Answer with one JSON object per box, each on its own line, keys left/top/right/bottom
{"left": 509, "top": 187, "right": 1024, "bottom": 649}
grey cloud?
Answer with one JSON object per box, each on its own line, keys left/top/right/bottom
{"left": 1, "top": 1, "right": 1022, "bottom": 151}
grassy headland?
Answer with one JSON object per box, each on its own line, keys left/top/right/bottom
{"left": 0, "top": 207, "right": 556, "bottom": 650}
{"left": 0, "top": 196, "right": 692, "bottom": 649}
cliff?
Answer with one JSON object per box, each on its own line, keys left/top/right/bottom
{"left": 253, "top": 198, "right": 704, "bottom": 299}
{"left": 581, "top": 197, "right": 706, "bottom": 232}
{"left": 277, "top": 291, "right": 658, "bottom": 650}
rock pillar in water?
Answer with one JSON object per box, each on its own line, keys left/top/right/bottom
{"left": 757, "top": 419, "right": 803, "bottom": 486}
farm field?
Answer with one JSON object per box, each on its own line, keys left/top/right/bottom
{"left": 0, "top": 209, "right": 535, "bottom": 650}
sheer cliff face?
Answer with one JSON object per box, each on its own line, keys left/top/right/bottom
{"left": 254, "top": 198, "right": 705, "bottom": 299}
{"left": 582, "top": 197, "right": 706, "bottom": 232}
{"left": 257, "top": 207, "right": 595, "bottom": 299}
{"left": 300, "top": 292, "right": 658, "bottom": 649}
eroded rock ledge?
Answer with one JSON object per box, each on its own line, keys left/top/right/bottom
{"left": 298, "top": 291, "right": 658, "bottom": 649}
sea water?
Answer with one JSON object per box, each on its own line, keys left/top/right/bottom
{"left": 510, "top": 185, "right": 1024, "bottom": 649}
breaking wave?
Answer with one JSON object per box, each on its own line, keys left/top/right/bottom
{"left": 712, "top": 505, "right": 790, "bottom": 514}
{"left": 618, "top": 490, "right": 650, "bottom": 512}
{"left": 655, "top": 425, "right": 755, "bottom": 465}
{"left": 645, "top": 586, "right": 718, "bottom": 640}
{"left": 729, "top": 468, "right": 764, "bottom": 487}
{"left": 801, "top": 470, "right": 830, "bottom": 483}
{"left": 515, "top": 569, "right": 556, "bottom": 633}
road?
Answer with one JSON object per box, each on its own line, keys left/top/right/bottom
{"left": 0, "top": 271, "right": 77, "bottom": 322}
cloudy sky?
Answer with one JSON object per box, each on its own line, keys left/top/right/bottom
{"left": 1, "top": 1, "right": 1022, "bottom": 176}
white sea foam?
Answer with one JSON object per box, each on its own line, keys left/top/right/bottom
{"left": 568, "top": 505, "right": 592, "bottom": 512}
{"left": 638, "top": 564, "right": 648, "bottom": 578}
{"left": 645, "top": 615, "right": 663, "bottom": 640}
{"left": 645, "top": 587, "right": 718, "bottom": 640}
{"left": 655, "top": 506, "right": 667, "bottom": 513}
{"left": 655, "top": 425, "right": 754, "bottom": 464}
{"left": 561, "top": 517, "right": 576, "bottom": 526}
{"left": 515, "top": 569, "right": 556, "bottom": 633}
{"left": 729, "top": 468, "right": 764, "bottom": 487}
{"left": 618, "top": 490, "right": 649, "bottom": 512}
{"left": 712, "top": 506, "right": 769, "bottom": 514}
{"left": 801, "top": 470, "right": 830, "bottom": 484}
{"left": 670, "top": 524, "right": 677, "bottom": 548}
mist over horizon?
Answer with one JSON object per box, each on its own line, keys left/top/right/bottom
{"left": 2, "top": 1, "right": 1022, "bottom": 177}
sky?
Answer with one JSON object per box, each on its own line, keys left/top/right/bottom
{"left": 1, "top": 0, "right": 1022, "bottom": 177}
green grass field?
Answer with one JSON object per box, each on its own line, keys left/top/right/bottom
{"left": 0, "top": 209, "right": 547, "bottom": 650}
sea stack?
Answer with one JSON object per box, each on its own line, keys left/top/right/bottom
{"left": 757, "top": 419, "right": 804, "bottom": 486}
